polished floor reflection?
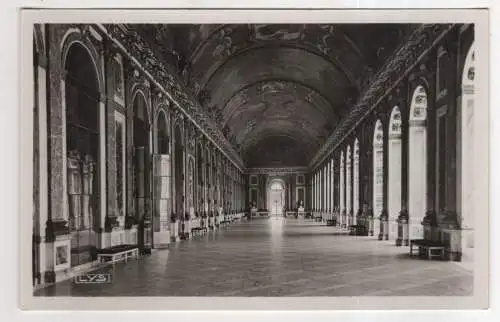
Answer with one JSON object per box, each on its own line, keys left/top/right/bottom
{"left": 35, "top": 217, "right": 473, "bottom": 296}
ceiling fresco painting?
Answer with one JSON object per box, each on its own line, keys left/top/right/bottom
{"left": 132, "top": 23, "right": 417, "bottom": 167}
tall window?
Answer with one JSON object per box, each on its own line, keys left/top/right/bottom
{"left": 157, "top": 111, "right": 169, "bottom": 155}
{"left": 174, "top": 124, "right": 184, "bottom": 216}
{"left": 188, "top": 158, "right": 194, "bottom": 211}
{"left": 346, "top": 145, "right": 352, "bottom": 217}
{"left": 353, "top": 139, "right": 360, "bottom": 223}
{"left": 373, "top": 119, "right": 384, "bottom": 237}
{"left": 460, "top": 42, "right": 476, "bottom": 261}
{"left": 461, "top": 43, "right": 475, "bottom": 231}
{"left": 388, "top": 106, "right": 402, "bottom": 239}
{"left": 65, "top": 42, "right": 100, "bottom": 266}
{"left": 340, "top": 152, "right": 345, "bottom": 213}
{"left": 409, "top": 85, "right": 428, "bottom": 239}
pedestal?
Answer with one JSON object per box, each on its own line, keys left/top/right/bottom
{"left": 154, "top": 229, "right": 171, "bottom": 248}
{"left": 170, "top": 222, "right": 179, "bottom": 242}
{"left": 191, "top": 218, "right": 201, "bottom": 230}
{"left": 110, "top": 227, "right": 125, "bottom": 247}
{"left": 125, "top": 225, "right": 138, "bottom": 245}
{"left": 52, "top": 234, "right": 71, "bottom": 282}
{"left": 396, "top": 218, "right": 409, "bottom": 246}
{"left": 440, "top": 227, "right": 462, "bottom": 261}
{"left": 368, "top": 217, "right": 374, "bottom": 236}
{"left": 379, "top": 218, "right": 388, "bottom": 241}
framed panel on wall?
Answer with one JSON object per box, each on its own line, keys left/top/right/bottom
{"left": 114, "top": 111, "right": 126, "bottom": 218}
{"left": 249, "top": 188, "right": 257, "bottom": 207}
{"left": 112, "top": 54, "right": 125, "bottom": 105}
{"left": 296, "top": 187, "right": 305, "bottom": 207}
{"left": 296, "top": 174, "right": 305, "bottom": 185}
{"left": 250, "top": 175, "right": 258, "bottom": 185}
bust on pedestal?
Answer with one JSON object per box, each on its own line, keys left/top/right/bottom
{"left": 298, "top": 200, "right": 305, "bottom": 212}
{"left": 250, "top": 201, "right": 257, "bottom": 219}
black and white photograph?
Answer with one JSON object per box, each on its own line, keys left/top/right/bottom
{"left": 19, "top": 8, "right": 489, "bottom": 310}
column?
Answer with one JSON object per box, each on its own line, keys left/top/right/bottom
{"left": 35, "top": 50, "right": 50, "bottom": 284}
{"left": 353, "top": 144, "right": 360, "bottom": 225}
{"left": 313, "top": 173, "right": 316, "bottom": 211}
{"left": 340, "top": 156, "right": 345, "bottom": 216}
{"left": 346, "top": 150, "right": 352, "bottom": 223}
{"left": 326, "top": 164, "right": 330, "bottom": 213}
{"left": 331, "top": 159, "right": 335, "bottom": 212}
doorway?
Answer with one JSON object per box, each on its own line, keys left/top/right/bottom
{"left": 268, "top": 180, "right": 285, "bottom": 216}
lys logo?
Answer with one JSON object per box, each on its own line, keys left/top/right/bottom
{"left": 74, "top": 273, "right": 112, "bottom": 284}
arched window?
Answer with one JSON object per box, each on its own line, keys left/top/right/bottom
{"left": 461, "top": 43, "right": 475, "bottom": 230}
{"left": 205, "top": 147, "right": 211, "bottom": 211}
{"left": 353, "top": 139, "right": 360, "bottom": 224}
{"left": 187, "top": 158, "right": 194, "bottom": 212}
{"left": 388, "top": 106, "right": 402, "bottom": 240}
{"left": 408, "top": 85, "right": 428, "bottom": 240}
{"left": 373, "top": 119, "right": 384, "bottom": 237}
{"left": 157, "top": 111, "right": 169, "bottom": 155}
{"left": 65, "top": 42, "right": 100, "bottom": 266}
{"left": 174, "top": 124, "right": 184, "bottom": 216}
{"left": 133, "top": 94, "right": 149, "bottom": 210}
{"left": 269, "top": 181, "right": 285, "bottom": 215}
{"left": 33, "top": 39, "right": 39, "bottom": 227}
{"left": 460, "top": 43, "right": 476, "bottom": 262}
{"left": 196, "top": 144, "right": 203, "bottom": 213}
{"left": 133, "top": 93, "right": 148, "bottom": 147}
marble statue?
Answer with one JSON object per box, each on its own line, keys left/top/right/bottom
{"left": 81, "top": 154, "right": 95, "bottom": 229}
{"left": 67, "top": 150, "right": 82, "bottom": 231}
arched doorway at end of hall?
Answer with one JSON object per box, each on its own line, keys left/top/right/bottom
{"left": 267, "top": 179, "right": 286, "bottom": 216}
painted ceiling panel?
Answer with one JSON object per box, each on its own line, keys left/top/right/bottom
{"left": 132, "top": 23, "right": 416, "bottom": 167}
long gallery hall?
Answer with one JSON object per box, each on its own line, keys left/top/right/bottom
{"left": 32, "top": 23, "right": 476, "bottom": 296}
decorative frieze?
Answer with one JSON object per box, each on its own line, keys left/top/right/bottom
{"left": 245, "top": 167, "right": 308, "bottom": 175}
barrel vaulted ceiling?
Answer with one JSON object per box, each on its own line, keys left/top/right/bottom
{"left": 131, "top": 24, "right": 417, "bottom": 167}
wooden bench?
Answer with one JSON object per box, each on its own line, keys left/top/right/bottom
{"left": 326, "top": 219, "right": 337, "bottom": 226}
{"left": 349, "top": 225, "right": 367, "bottom": 236}
{"left": 97, "top": 245, "right": 138, "bottom": 265}
{"left": 410, "top": 239, "right": 446, "bottom": 260}
{"left": 191, "top": 225, "right": 208, "bottom": 236}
